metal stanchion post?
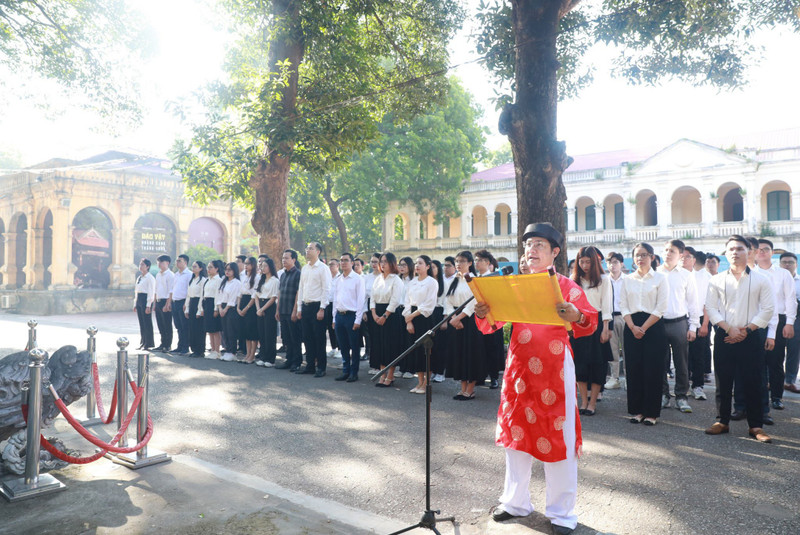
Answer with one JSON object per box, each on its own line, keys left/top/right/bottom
{"left": 80, "top": 326, "right": 102, "bottom": 426}
{"left": 104, "top": 337, "right": 129, "bottom": 461}
{"left": 114, "top": 353, "right": 170, "bottom": 469}
{"left": 1, "top": 349, "right": 67, "bottom": 502}
{"left": 25, "top": 319, "right": 37, "bottom": 351}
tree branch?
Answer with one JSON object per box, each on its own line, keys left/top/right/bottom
{"left": 29, "top": 0, "right": 93, "bottom": 55}
{"left": 559, "top": 0, "right": 582, "bottom": 19}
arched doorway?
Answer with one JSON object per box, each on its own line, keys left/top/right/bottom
{"left": 134, "top": 212, "right": 177, "bottom": 266}
{"left": 636, "top": 190, "right": 657, "bottom": 226}
{"left": 72, "top": 207, "right": 113, "bottom": 289}
{"left": 471, "top": 206, "right": 488, "bottom": 236}
{"left": 671, "top": 186, "right": 701, "bottom": 224}
{"left": 717, "top": 183, "right": 743, "bottom": 222}
{"left": 15, "top": 214, "right": 27, "bottom": 288}
{"left": 188, "top": 217, "right": 226, "bottom": 253}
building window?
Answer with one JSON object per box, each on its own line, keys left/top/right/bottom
{"left": 507, "top": 212, "right": 512, "bottom": 235}
{"left": 614, "top": 202, "right": 624, "bottom": 229}
{"left": 394, "top": 215, "right": 405, "bottom": 240}
{"left": 419, "top": 220, "right": 425, "bottom": 240}
{"left": 585, "top": 205, "right": 596, "bottom": 231}
{"left": 494, "top": 211, "right": 501, "bottom": 235}
{"left": 442, "top": 218, "right": 450, "bottom": 238}
{"left": 767, "top": 191, "right": 790, "bottom": 221}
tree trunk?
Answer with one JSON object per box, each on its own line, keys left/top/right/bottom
{"left": 508, "top": 0, "right": 573, "bottom": 274}
{"left": 322, "top": 181, "right": 350, "bottom": 254}
{"left": 250, "top": 0, "right": 303, "bottom": 260}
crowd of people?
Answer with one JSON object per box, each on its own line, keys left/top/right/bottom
{"left": 130, "top": 228, "right": 799, "bottom": 534}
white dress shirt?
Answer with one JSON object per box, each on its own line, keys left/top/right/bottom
{"left": 256, "top": 276, "right": 279, "bottom": 301}
{"left": 363, "top": 272, "right": 375, "bottom": 302}
{"left": 693, "top": 268, "right": 712, "bottom": 317}
{"left": 134, "top": 272, "right": 155, "bottom": 307}
{"left": 204, "top": 275, "right": 222, "bottom": 307}
{"left": 793, "top": 272, "right": 800, "bottom": 301}
{"left": 218, "top": 278, "right": 242, "bottom": 307}
{"left": 333, "top": 271, "right": 366, "bottom": 325}
{"left": 171, "top": 268, "right": 192, "bottom": 301}
{"left": 402, "top": 276, "right": 439, "bottom": 318}
{"left": 155, "top": 270, "right": 175, "bottom": 300}
{"left": 370, "top": 274, "right": 404, "bottom": 313}
{"left": 328, "top": 273, "right": 341, "bottom": 304}
{"left": 706, "top": 268, "right": 774, "bottom": 330}
{"left": 297, "top": 259, "right": 333, "bottom": 308}
{"left": 620, "top": 269, "right": 669, "bottom": 318}
{"left": 754, "top": 264, "right": 797, "bottom": 336}
{"left": 609, "top": 273, "right": 624, "bottom": 314}
{"left": 657, "top": 264, "right": 700, "bottom": 329}
{"left": 443, "top": 274, "right": 475, "bottom": 317}
{"left": 580, "top": 275, "right": 612, "bottom": 320}
{"left": 240, "top": 274, "right": 257, "bottom": 297}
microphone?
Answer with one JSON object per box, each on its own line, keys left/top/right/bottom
{"left": 464, "top": 265, "right": 513, "bottom": 282}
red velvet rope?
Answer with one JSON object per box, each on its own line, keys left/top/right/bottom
{"left": 92, "top": 362, "right": 117, "bottom": 425}
{"left": 21, "top": 406, "right": 109, "bottom": 464}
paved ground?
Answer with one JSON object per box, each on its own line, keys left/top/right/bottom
{"left": 1, "top": 311, "right": 799, "bottom": 534}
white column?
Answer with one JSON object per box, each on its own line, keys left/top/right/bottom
{"left": 701, "top": 195, "right": 715, "bottom": 236}
{"left": 487, "top": 213, "right": 496, "bottom": 236}
{"left": 566, "top": 208, "right": 576, "bottom": 232}
{"left": 792, "top": 192, "right": 800, "bottom": 220}
{"left": 624, "top": 198, "right": 635, "bottom": 239}
{"left": 510, "top": 212, "right": 519, "bottom": 237}
{"left": 409, "top": 211, "right": 420, "bottom": 248}
{"left": 741, "top": 193, "right": 752, "bottom": 234}
{"left": 656, "top": 198, "right": 671, "bottom": 238}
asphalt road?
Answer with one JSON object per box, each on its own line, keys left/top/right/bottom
{"left": 1, "top": 311, "right": 799, "bottom": 534}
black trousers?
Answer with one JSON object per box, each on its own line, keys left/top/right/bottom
{"left": 221, "top": 306, "right": 240, "bottom": 353}
{"left": 257, "top": 301, "right": 278, "bottom": 363}
{"left": 325, "top": 303, "right": 338, "bottom": 350}
{"left": 171, "top": 298, "right": 188, "bottom": 352}
{"left": 765, "top": 314, "right": 788, "bottom": 401}
{"left": 301, "top": 301, "right": 327, "bottom": 371}
{"left": 624, "top": 313, "right": 666, "bottom": 418}
{"left": 187, "top": 297, "right": 205, "bottom": 355}
{"left": 688, "top": 316, "right": 710, "bottom": 388}
{"left": 280, "top": 312, "right": 303, "bottom": 369}
{"left": 715, "top": 328, "right": 765, "bottom": 428}
{"left": 154, "top": 298, "right": 173, "bottom": 349}
{"left": 135, "top": 293, "right": 154, "bottom": 349}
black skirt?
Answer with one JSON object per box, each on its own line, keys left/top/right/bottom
{"left": 571, "top": 312, "right": 607, "bottom": 385}
{"left": 374, "top": 303, "right": 404, "bottom": 368}
{"left": 239, "top": 294, "right": 259, "bottom": 341}
{"left": 404, "top": 306, "right": 433, "bottom": 373}
{"left": 203, "top": 297, "right": 222, "bottom": 333}
{"left": 448, "top": 315, "right": 485, "bottom": 382}
{"left": 430, "top": 305, "right": 446, "bottom": 374}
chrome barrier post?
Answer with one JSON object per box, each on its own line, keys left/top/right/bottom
{"left": 80, "top": 326, "right": 102, "bottom": 426}
{"left": 105, "top": 337, "right": 129, "bottom": 461}
{"left": 115, "top": 353, "right": 170, "bottom": 469}
{"left": 25, "top": 319, "right": 37, "bottom": 351}
{"left": 1, "top": 349, "right": 67, "bottom": 502}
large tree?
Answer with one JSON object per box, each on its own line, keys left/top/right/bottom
{"left": 0, "top": 0, "right": 147, "bottom": 120}
{"left": 476, "top": 0, "right": 800, "bottom": 270}
{"left": 172, "top": 0, "right": 464, "bottom": 260}
{"left": 294, "top": 78, "right": 486, "bottom": 255}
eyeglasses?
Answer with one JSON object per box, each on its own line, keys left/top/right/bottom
{"left": 523, "top": 240, "right": 549, "bottom": 250}
{"left": 634, "top": 253, "right": 651, "bottom": 259}
{"left": 757, "top": 247, "right": 772, "bottom": 253}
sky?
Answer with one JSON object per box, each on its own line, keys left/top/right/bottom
{"left": 1, "top": 0, "right": 799, "bottom": 167}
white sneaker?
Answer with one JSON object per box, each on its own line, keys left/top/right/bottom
{"left": 255, "top": 360, "right": 265, "bottom": 367}
{"left": 327, "top": 349, "right": 336, "bottom": 357}
{"left": 368, "top": 368, "right": 379, "bottom": 375}
{"left": 221, "top": 352, "right": 235, "bottom": 362}
{"left": 604, "top": 378, "right": 621, "bottom": 390}
{"left": 204, "top": 351, "right": 219, "bottom": 360}
{"left": 263, "top": 361, "right": 274, "bottom": 368}
{"left": 334, "top": 349, "right": 342, "bottom": 358}
{"left": 692, "top": 387, "right": 707, "bottom": 400}
{"left": 662, "top": 395, "right": 671, "bottom": 408}
{"left": 676, "top": 398, "right": 693, "bottom": 413}
{"left": 432, "top": 374, "right": 445, "bottom": 383}
{"left": 402, "top": 372, "right": 415, "bottom": 379}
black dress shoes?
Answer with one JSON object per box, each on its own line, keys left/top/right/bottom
{"left": 491, "top": 507, "right": 518, "bottom": 522}
{"left": 296, "top": 366, "right": 315, "bottom": 374}
{"left": 730, "top": 410, "right": 747, "bottom": 421}
{"left": 490, "top": 379, "right": 499, "bottom": 389}
{"left": 551, "top": 523, "right": 575, "bottom": 534}
{"left": 335, "top": 373, "right": 349, "bottom": 381}
{"left": 763, "top": 414, "right": 774, "bottom": 425}
{"left": 772, "top": 399, "right": 785, "bottom": 410}
{"left": 346, "top": 375, "right": 358, "bottom": 382}
{"left": 314, "top": 370, "right": 326, "bottom": 378}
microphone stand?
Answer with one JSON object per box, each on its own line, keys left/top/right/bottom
{"left": 373, "top": 295, "right": 475, "bottom": 535}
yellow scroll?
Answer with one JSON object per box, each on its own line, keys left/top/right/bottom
{"left": 467, "top": 268, "right": 571, "bottom": 330}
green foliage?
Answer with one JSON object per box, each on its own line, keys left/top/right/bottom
{"left": 0, "top": 0, "right": 149, "bottom": 121}
{"left": 759, "top": 222, "right": 777, "bottom": 237}
{"left": 184, "top": 245, "right": 224, "bottom": 267}
{"left": 484, "top": 142, "right": 513, "bottom": 167}
{"left": 172, "top": 0, "right": 465, "bottom": 211}
{"left": 239, "top": 223, "right": 260, "bottom": 257}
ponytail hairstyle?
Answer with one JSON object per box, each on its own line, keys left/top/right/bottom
{"left": 256, "top": 257, "right": 277, "bottom": 292}
{"left": 447, "top": 250, "right": 476, "bottom": 296}
{"left": 431, "top": 260, "right": 444, "bottom": 297}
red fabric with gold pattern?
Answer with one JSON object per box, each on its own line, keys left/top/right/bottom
{"left": 476, "top": 273, "right": 597, "bottom": 462}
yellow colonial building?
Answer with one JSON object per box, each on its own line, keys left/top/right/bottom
{"left": 0, "top": 151, "right": 250, "bottom": 314}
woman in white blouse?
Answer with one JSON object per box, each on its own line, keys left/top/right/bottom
{"left": 372, "top": 252, "right": 405, "bottom": 387}
{"left": 397, "top": 256, "right": 415, "bottom": 378}
{"left": 620, "top": 242, "right": 670, "bottom": 426}
{"left": 255, "top": 256, "right": 279, "bottom": 367}
{"left": 446, "top": 251, "right": 483, "bottom": 400}
{"left": 133, "top": 258, "right": 156, "bottom": 350}
{"left": 237, "top": 257, "right": 260, "bottom": 364}
{"left": 402, "top": 255, "right": 439, "bottom": 393}
{"left": 218, "top": 262, "right": 243, "bottom": 362}
{"left": 570, "top": 247, "right": 612, "bottom": 416}
{"left": 184, "top": 261, "right": 207, "bottom": 358}
{"left": 202, "top": 260, "right": 224, "bottom": 359}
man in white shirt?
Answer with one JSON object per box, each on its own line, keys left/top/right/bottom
{"left": 236, "top": 254, "right": 248, "bottom": 354}
{"left": 657, "top": 240, "right": 700, "bottom": 413}
{"left": 686, "top": 250, "right": 712, "bottom": 400}
{"left": 170, "top": 254, "right": 193, "bottom": 355}
{"left": 333, "top": 253, "right": 366, "bottom": 382}
{"left": 751, "top": 239, "right": 796, "bottom": 412}
{"left": 780, "top": 252, "right": 800, "bottom": 393}
{"left": 154, "top": 255, "right": 175, "bottom": 352}
{"left": 605, "top": 252, "right": 626, "bottom": 390}
{"left": 296, "top": 242, "right": 332, "bottom": 377}
{"left": 359, "top": 255, "right": 380, "bottom": 361}
{"left": 705, "top": 235, "right": 774, "bottom": 443}
{"left": 325, "top": 258, "right": 341, "bottom": 359}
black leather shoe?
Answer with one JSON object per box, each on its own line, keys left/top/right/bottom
{"left": 296, "top": 366, "right": 315, "bottom": 374}
{"left": 314, "top": 370, "right": 326, "bottom": 378}
{"left": 275, "top": 362, "right": 290, "bottom": 370}
{"left": 730, "top": 410, "right": 747, "bottom": 421}
{"left": 491, "top": 507, "right": 517, "bottom": 522}
{"left": 551, "top": 523, "right": 575, "bottom": 535}
{"left": 763, "top": 414, "right": 774, "bottom": 425}
{"left": 289, "top": 366, "right": 299, "bottom": 372}
{"left": 346, "top": 375, "right": 358, "bottom": 382}
{"left": 490, "top": 379, "right": 499, "bottom": 389}
{"left": 772, "top": 399, "right": 785, "bottom": 410}
{"left": 335, "top": 373, "right": 349, "bottom": 381}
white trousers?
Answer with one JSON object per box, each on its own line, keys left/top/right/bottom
{"left": 499, "top": 348, "right": 578, "bottom": 529}
{"left": 608, "top": 316, "right": 625, "bottom": 379}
